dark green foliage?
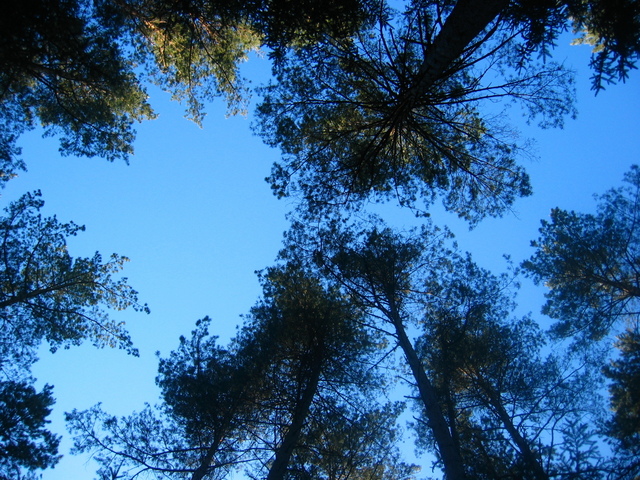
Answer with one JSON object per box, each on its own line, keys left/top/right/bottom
{"left": 286, "top": 402, "right": 417, "bottom": 480}
{"left": 68, "top": 265, "right": 408, "bottom": 480}
{"left": 504, "top": 0, "right": 640, "bottom": 91}
{"left": 0, "top": 0, "right": 376, "bottom": 184}
{"left": 565, "top": 0, "right": 640, "bottom": 92}
{"left": 284, "top": 219, "right": 470, "bottom": 479}
{"left": 156, "top": 317, "right": 266, "bottom": 478}
{"left": 552, "top": 415, "right": 606, "bottom": 480}
{"left": 256, "top": 0, "right": 640, "bottom": 220}
{"left": 246, "top": 263, "right": 387, "bottom": 480}
{"left": 415, "top": 256, "right": 603, "bottom": 480}
{"left": 523, "top": 168, "right": 640, "bottom": 478}
{"left": 0, "top": 191, "right": 148, "bottom": 356}
{"left": 0, "top": 0, "right": 374, "bottom": 185}
{"left": 282, "top": 216, "right": 613, "bottom": 479}
{"left": 67, "top": 318, "right": 264, "bottom": 480}
{"left": 0, "top": 0, "right": 154, "bottom": 185}
{"left": 604, "top": 328, "right": 640, "bottom": 452}
{"left": 523, "top": 166, "right": 640, "bottom": 342}
{"left": 0, "top": 0, "right": 637, "bottom": 190}
{"left": 7, "top": 1, "right": 640, "bottom": 479}
{"left": 0, "top": 191, "right": 147, "bottom": 479}
{"left": 0, "top": 381, "right": 60, "bottom": 479}
{"left": 256, "top": 2, "right": 576, "bottom": 222}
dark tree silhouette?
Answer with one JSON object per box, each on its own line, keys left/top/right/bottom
{"left": 67, "top": 263, "right": 410, "bottom": 480}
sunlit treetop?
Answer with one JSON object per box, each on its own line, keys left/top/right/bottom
{"left": 560, "top": 0, "right": 640, "bottom": 91}
{"left": 0, "top": 0, "right": 376, "bottom": 186}
{"left": 255, "top": 0, "right": 640, "bottom": 222}
{"left": 256, "top": 1, "right": 578, "bottom": 224}
{"left": 100, "top": 0, "right": 261, "bottom": 122}
{"left": 1, "top": 0, "right": 637, "bottom": 195}
{"left": 0, "top": 0, "right": 155, "bottom": 185}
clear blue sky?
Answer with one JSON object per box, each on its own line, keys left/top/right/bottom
{"left": 2, "top": 36, "right": 639, "bottom": 479}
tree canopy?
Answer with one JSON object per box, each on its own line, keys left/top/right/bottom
{"left": 0, "top": 0, "right": 154, "bottom": 185}
{"left": 1, "top": 0, "right": 638, "bottom": 191}
{"left": 67, "top": 263, "right": 412, "bottom": 480}
{"left": 274, "top": 216, "right": 611, "bottom": 479}
{"left": 0, "top": 191, "right": 148, "bottom": 478}
{"left": 2, "top": 0, "right": 640, "bottom": 478}
{"left": 256, "top": 0, "right": 639, "bottom": 221}
{"left": 524, "top": 166, "right": 640, "bottom": 476}
{"left": 256, "top": 2, "right": 574, "bottom": 222}
{"left": 523, "top": 165, "right": 640, "bottom": 342}
{"left": 0, "top": 191, "right": 148, "bottom": 357}
{"left": 0, "top": 0, "right": 376, "bottom": 185}
{"left": 0, "top": 382, "right": 59, "bottom": 480}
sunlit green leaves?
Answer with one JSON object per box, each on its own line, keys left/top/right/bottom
{"left": 0, "top": 0, "right": 155, "bottom": 184}
{"left": 112, "top": 0, "right": 261, "bottom": 121}
{"left": 256, "top": 5, "right": 577, "bottom": 223}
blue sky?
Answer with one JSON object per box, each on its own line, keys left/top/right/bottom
{"left": 2, "top": 36, "right": 639, "bottom": 479}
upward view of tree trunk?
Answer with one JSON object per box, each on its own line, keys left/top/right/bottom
{"left": 266, "top": 356, "right": 323, "bottom": 480}
{"left": 481, "top": 382, "right": 549, "bottom": 480}
{"left": 388, "top": 300, "right": 467, "bottom": 480}
{"left": 402, "top": 0, "right": 509, "bottom": 108}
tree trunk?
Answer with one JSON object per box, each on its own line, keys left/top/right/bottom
{"left": 191, "top": 437, "right": 222, "bottom": 480}
{"left": 413, "top": 0, "right": 509, "bottom": 94}
{"left": 484, "top": 385, "right": 549, "bottom": 480}
{"left": 388, "top": 300, "right": 467, "bottom": 480}
{"left": 266, "top": 355, "right": 323, "bottom": 480}
{"left": 395, "top": 0, "right": 509, "bottom": 118}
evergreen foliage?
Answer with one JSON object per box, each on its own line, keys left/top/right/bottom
{"left": 524, "top": 166, "right": 640, "bottom": 342}
{"left": 3, "top": 1, "right": 640, "bottom": 478}
{"left": 67, "top": 265, "right": 411, "bottom": 480}
{"left": 0, "top": 191, "right": 148, "bottom": 477}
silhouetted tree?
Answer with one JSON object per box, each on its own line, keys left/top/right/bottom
{"left": 256, "top": 2, "right": 573, "bottom": 222}
{"left": 280, "top": 216, "right": 615, "bottom": 479}
{"left": 415, "top": 254, "right": 606, "bottom": 479}
{"left": 603, "top": 327, "right": 640, "bottom": 463}
{"left": 2, "top": 0, "right": 637, "bottom": 190}
{"left": 68, "top": 263, "right": 409, "bottom": 480}
{"left": 0, "top": 0, "right": 375, "bottom": 183}
{"left": 67, "top": 318, "right": 265, "bottom": 480}
{"left": 280, "top": 219, "right": 469, "bottom": 479}
{"left": 524, "top": 166, "right": 640, "bottom": 343}
{"left": 0, "top": 0, "right": 154, "bottom": 184}
{"left": 0, "top": 190, "right": 147, "bottom": 478}
{"left": 0, "top": 191, "right": 148, "bottom": 356}
{"left": 0, "top": 382, "right": 59, "bottom": 480}
{"left": 522, "top": 166, "right": 640, "bottom": 477}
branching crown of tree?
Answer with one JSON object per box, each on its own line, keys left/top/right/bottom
{"left": 0, "top": 191, "right": 148, "bottom": 478}
{"left": 523, "top": 165, "right": 640, "bottom": 342}
{"left": 67, "top": 264, "right": 408, "bottom": 480}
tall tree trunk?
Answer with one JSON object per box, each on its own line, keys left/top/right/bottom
{"left": 484, "top": 387, "right": 549, "bottom": 480}
{"left": 266, "top": 355, "right": 323, "bottom": 480}
{"left": 191, "top": 437, "right": 222, "bottom": 480}
{"left": 397, "top": 0, "right": 509, "bottom": 115}
{"left": 387, "top": 300, "right": 467, "bottom": 480}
